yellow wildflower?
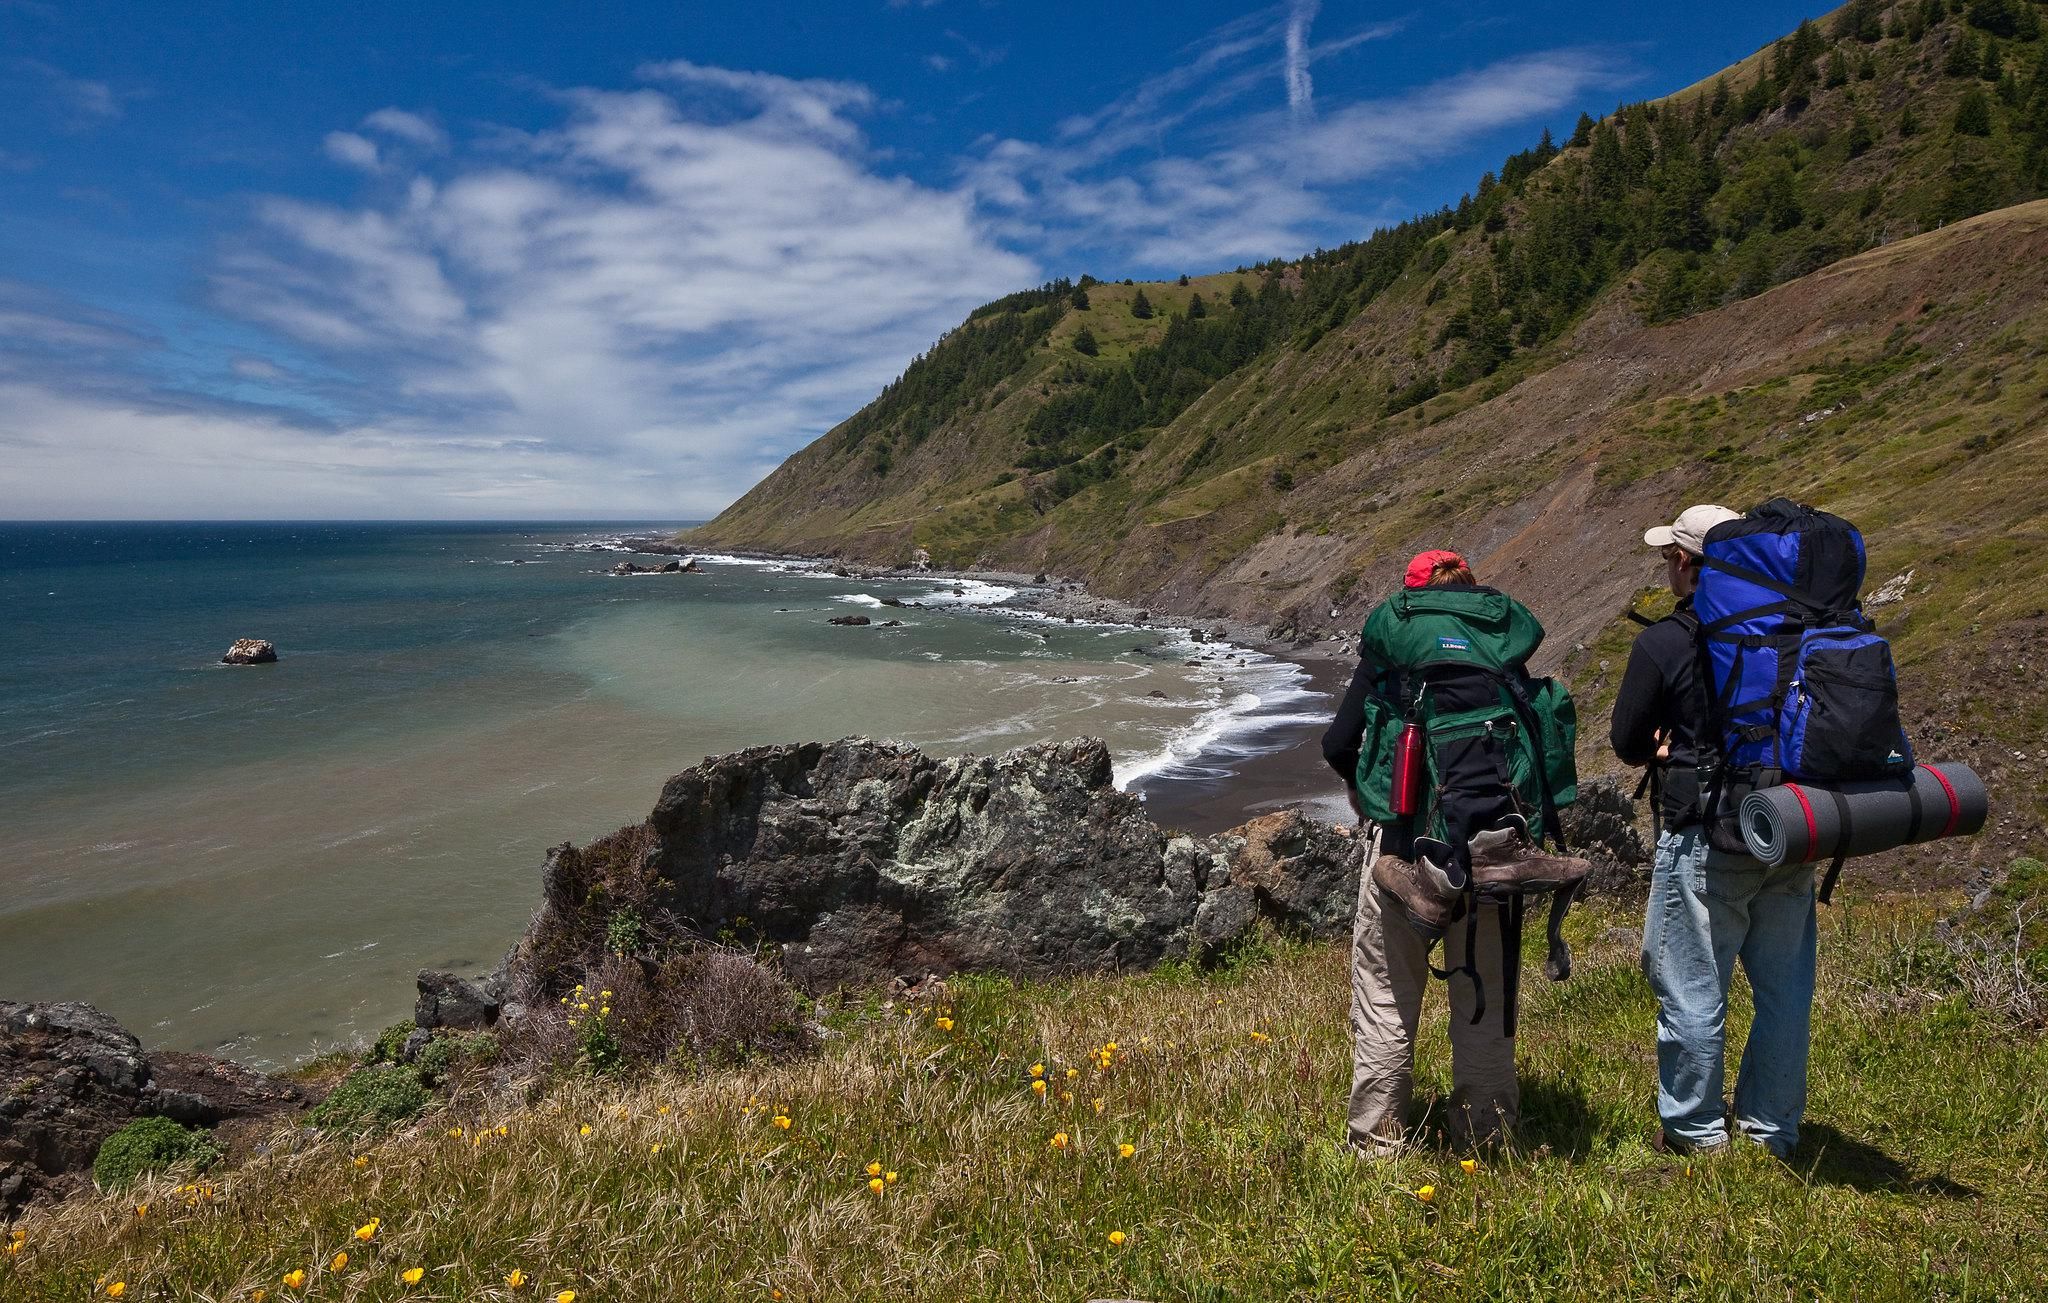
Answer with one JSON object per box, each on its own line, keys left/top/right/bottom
{"left": 1249, "top": 1031, "right": 1270, "bottom": 1043}
{"left": 1118, "top": 1142, "right": 1135, "bottom": 1159}
{"left": 1030, "top": 1063, "right": 1044, "bottom": 1078}
{"left": 1107, "top": 1230, "right": 1127, "bottom": 1247}
{"left": 352, "top": 1154, "right": 369, "bottom": 1168}
{"left": 1460, "top": 1158, "right": 1477, "bottom": 1175}
{"left": 253, "top": 1292, "right": 268, "bottom": 1302}
{"left": 1066, "top": 1067, "right": 1079, "bottom": 1079}
{"left": 506, "top": 1268, "right": 528, "bottom": 1288}
{"left": 600, "top": 989, "right": 612, "bottom": 998}
{"left": 401, "top": 1267, "right": 425, "bottom": 1285}
{"left": 448, "top": 1127, "right": 463, "bottom": 1138}
{"left": 772, "top": 1114, "right": 792, "bottom": 1130}
{"left": 868, "top": 1177, "right": 885, "bottom": 1195}
{"left": 355, "top": 1219, "right": 379, "bottom": 1242}
{"left": 1031, "top": 1079, "right": 1047, "bottom": 1097}
{"left": 283, "top": 1269, "right": 307, "bottom": 1290}
{"left": 1416, "top": 1185, "right": 1436, "bottom": 1203}
{"left": 1105, "top": 1040, "right": 1118, "bottom": 1052}
{"left": 579, "top": 1124, "right": 592, "bottom": 1136}
{"left": 866, "top": 1160, "right": 883, "bottom": 1177}
{"left": 934, "top": 1016, "right": 954, "bottom": 1032}
{"left": 558, "top": 1293, "right": 577, "bottom": 1303}
{"left": 1092, "top": 1097, "right": 1105, "bottom": 1114}
{"left": 885, "top": 1170, "right": 898, "bottom": 1184}
{"left": 651, "top": 1143, "right": 664, "bottom": 1155}
{"left": 330, "top": 1251, "right": 349, "bottom": 1272}
{"left": 134, "top": 1203, "right": 148, "bottom": 1218}
{"left": 658, "top": 1105, "right": 670, "bottom": 1115}
{"left": 1049, "top": 1132, "right": 1070, "bottom": 1149}
{"left": 106, "top": 1285, "right": 126, "bottom": 1298}
{"left": 497, "top": 1125, "right": 509, "bottom": 1137}
{"left": 1060, "top": 1090, "right": 1073, "bottom": 1103}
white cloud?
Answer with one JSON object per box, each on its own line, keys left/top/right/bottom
{"left": 1285, "top": 0, "right": 1319, "bottom": 120}
{"left": 4, "top": 60, "right": 1033, "bottom": 519}
{"left": 361, "top": 107, "right": 447, "bottom": 150}
{"left": 968, "top": 37, "right": 1619, "bottom": 267}
{"left": 322, "top": 130, "right": 381, "bottom": 171}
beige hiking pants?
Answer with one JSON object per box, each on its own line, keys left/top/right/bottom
{"left": 1348, "top": 828, "right": 1519, "bottom": 1153}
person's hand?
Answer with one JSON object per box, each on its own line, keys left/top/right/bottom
{"left": 1653, "top": 728, "right": 1672, "bottom": 763}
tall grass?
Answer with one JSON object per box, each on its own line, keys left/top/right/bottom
{"left": 7, "top": 898, "right": 2044, "bottom": 1301}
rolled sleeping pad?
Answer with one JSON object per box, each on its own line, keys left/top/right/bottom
{"left": 1739, "top": 761, "right": 1989, "bottom": 868}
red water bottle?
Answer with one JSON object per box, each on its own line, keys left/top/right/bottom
{"left": 1390, "top": 722, "right": 1425, "bottom": 816}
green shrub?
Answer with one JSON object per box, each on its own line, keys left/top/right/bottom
{"left": 309, "top": 1065, "right": 431, "bottom": 1132}
{"left": 411, "top": 1031, "right": 498, "bottom": 1087}
{"left": 92, "top": 1116, "right": 221, "bottom": 1191}
{"left": 368, "top": 1020, "right": 415, "bottom": 1064}
{"left": 606, "top": 906, "right": 646, "bottom": 957}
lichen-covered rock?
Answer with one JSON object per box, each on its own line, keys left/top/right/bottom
{"left": 414, "top": 970, "right": 502, "bottom": 1031}
{"left": 501, "top": 737, "right": 1366, "bottom": 998}
{"left": 1560, "top": 777, "right": 1652, "bottom": 896}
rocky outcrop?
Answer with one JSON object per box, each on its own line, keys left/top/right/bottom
{"left": 0, "top": 1002, "right": 300, "bottom": 1213}
{"left": 1560, "top": 777, "right": 1652, "bottom": 897}
{"left": 611, "top": 558, "right": 701, "bottom": 575}
{"left": 828, "top": 615, "right": 871, "bottom": 626}
{"left": 415, "top": 970, "right": 502, "bottom": 1031}
{"left": 498, "top": 737, "right": 1366, "bottom": 999}
{"left": 220, "top": 638, "right": 276, "bottom": 665}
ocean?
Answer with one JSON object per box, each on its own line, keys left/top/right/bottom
{"left": 0, "top": 522, "right": 1334, "bottom": 1065}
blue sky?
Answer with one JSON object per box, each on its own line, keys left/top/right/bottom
{"left": 1, "top": 0, "right": 1827, "bottom": 519}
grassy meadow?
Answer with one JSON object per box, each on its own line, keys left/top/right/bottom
{"left": 7, "top": 892, "right": 2045, "bottom": 1302}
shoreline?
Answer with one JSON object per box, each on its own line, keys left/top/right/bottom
{"left": 642, "top": 540, "right": 1358, "bottom": 836}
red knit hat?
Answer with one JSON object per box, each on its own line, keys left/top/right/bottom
{"left": 1404, "top": 549, "right": 1468, "bottom": 589}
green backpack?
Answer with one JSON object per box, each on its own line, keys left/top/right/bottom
{"left": 1351, "top": 586, "right": 1578, "bottom": 844}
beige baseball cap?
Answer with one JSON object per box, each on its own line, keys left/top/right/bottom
{"left": 1644, "top": 504, "right": 1740, "bottom": 555}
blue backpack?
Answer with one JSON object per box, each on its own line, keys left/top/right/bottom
{"left": 1695, "top": 499, "right": 1913, "bottom": 898}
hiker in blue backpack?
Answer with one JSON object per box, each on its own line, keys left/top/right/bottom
{"left": 1612, "top": 504, "right": 1817, "bottom": 1158}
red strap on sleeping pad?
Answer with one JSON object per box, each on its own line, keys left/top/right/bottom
{"left": 1784, "top": 783, "right": 1820, "bottom": 863}
{"left": 1920, "top": 763, "right": 1961, "bottom": 838}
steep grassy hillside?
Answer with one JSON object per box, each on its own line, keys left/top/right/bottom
{"left": 694, "top": 3, "right": 2048, "bottom": 850}
{"left": 11, "top": 894, "right": 2046, "bottom": 1301}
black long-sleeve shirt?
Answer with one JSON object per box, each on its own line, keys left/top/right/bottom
{"left": 1608, "top": 598, "right": 1712, "bottom": 828}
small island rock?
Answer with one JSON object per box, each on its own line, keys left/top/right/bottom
{"left": 220, "top": 639, "right": 277, "bottom": 665}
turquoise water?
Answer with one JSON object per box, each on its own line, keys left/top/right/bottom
{"left": 0, "top": 523, "right": 1322, "bottom": 1064}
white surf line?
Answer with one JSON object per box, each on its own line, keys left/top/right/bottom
{"left": 669, "top": 547, "right": 1336, "bottom": 789}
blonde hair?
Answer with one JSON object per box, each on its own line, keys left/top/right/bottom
{"left": 1425, "top": 559, "right": 1476, "bottom": 587}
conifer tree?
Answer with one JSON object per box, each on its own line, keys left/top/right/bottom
{"left": 1186, "top": 292, "right": 1207, "bottom": 319}
{"left": 1072, "top": 327, "right": 1099, "bottom": 356}
{"left": 1825, "top": 48, "right": 1850, "bottom": 89}
{"left": 1130, "top": 290, "right": 1154, "bottom": 319}
{"left": 1954, "top": 84, "right": 1995, "bottom": 135}
{"left": 1569, "top": 111, "right": 1596, "bottom": 147}
{"left": 1070, "top": 287, "right": 1090, "bottom": 310}
{"left": 1947, "top": 32, "right": 1982, "bottom": 77}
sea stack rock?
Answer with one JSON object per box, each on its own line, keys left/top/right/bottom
{"left": 220, "top": 638, "right": 277, "bottom": 665}
{"left": 828, "top": 615, "right": 871, "bottom": 626}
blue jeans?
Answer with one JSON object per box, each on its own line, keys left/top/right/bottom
{"left": 1641, "top": 826, "right": 1817, "bottom": 1155}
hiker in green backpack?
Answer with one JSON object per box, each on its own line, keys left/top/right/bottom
{"left": 1323, "top": 550, "right": 1590, "bottom": 1153}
